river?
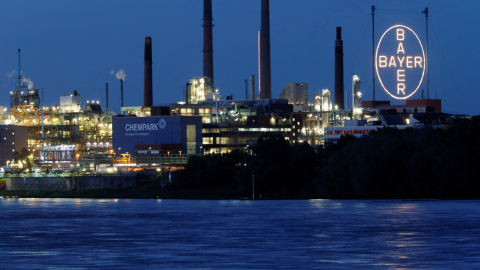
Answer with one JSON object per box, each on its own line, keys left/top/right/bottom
{"left": 1, "top": 198, "right": 479, "bottom": 269}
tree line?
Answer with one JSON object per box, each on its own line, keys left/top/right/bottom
{"left": 174, "top": 116, "right": 480, "bottom": 199}
{"left": 175, "top": 132, "right": 322, "bottom": 198}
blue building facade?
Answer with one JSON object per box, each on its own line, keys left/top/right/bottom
{"left": 112, "top": 116, "right": 202, "bottom": 156}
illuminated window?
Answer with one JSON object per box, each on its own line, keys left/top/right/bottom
{"left": 202, "top": 137, "right": 214, "bottom": 144}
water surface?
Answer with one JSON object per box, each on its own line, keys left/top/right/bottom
{"left": 1, "top": 199, "right": 479, "bottom": 269}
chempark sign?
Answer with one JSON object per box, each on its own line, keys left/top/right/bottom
{"left": 124, "top": 118, "right": 167, "bottom": 133}
{"left": 376, "top": 25, "right": 426, "bottom": 100}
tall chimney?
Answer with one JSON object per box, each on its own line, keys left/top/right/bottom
{"left": 106, "top": 82, "right": 109, "bottom": 109}
{"left": 120, "top": 79, "right": 124, "bottom": 108}
{"left": 250, "top": 75, "right": 255, "bottom": 101}
{"left": 203, "top": 0, "right": 214, "bottom": 87}
{"left": 185, "top": 83, "right": 190, "bottom": 104}
{"left": 260, "top": 0, "right": 271, "bottom": 99}
{"left": 245, "top": 80, "right": 248, "bottom": 99}
{"left": 258, "top": 31, "right": 261, "bottom": 97}
{"left": 334, "top": 27, "right": 344, "bottom": 110}
{"left": 144, "top": 36, "right": 153, "bottom": 107}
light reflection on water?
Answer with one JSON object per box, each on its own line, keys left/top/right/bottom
{"left": 1, "top": 198, "right": 479, "bottom": 269}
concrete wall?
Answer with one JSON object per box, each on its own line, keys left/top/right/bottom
{"left": 6, "top": 176, "right": 136, "bottom": 191}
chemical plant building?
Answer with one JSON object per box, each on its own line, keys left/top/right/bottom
{"left": 0, "top": 119, "right": 28, "bottom": 170}
{"left": 1, "top": 1, "right": 448, "bottom": 173}
{"left": 3, "top": 86, "right": 112, "bottom": 170}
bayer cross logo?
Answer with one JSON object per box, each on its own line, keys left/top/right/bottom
{"left": 376, "top": 25, "right": 425, "bottom": 100}
{"left": 158, "top": 119, "right": 166, "bottom": 129}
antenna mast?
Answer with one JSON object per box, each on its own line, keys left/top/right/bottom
{"left": 422, "top": 7, "right": 429, "bottom": 99}
{"left": 371, "top": 5, "right": 376, "bottom": 101}
{"left": 17, "top": 49, "right": 21, "bottom": 91}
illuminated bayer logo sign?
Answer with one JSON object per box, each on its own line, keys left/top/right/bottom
{"left": 376, "top": 25, "right": 425, "bottom": 99}
{"left": 158, "top": 119, "right": 166, "bottom": 129}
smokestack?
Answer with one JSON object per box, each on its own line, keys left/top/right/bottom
{"left": 144, "top": 36, "right": 153, "bottom": 107}
{"left": 120, "top": 79, "right": 124, "bottom": 108}
{"left": 250, "top": 75, "right": 255, "bottom": 101}
{"left": 334, "top": 27, "right": 344, "bottom": 110}
{"left": 106, "top": 82, "right": 108, "bottom": 109}
{"left": 245, "top": 80, "right": 248, "bottom": 99}
{"left": 258, "top": 31, "right": 261, "bottom": 97}
{"left": 203, "top": 0, "right": 214, "bottom": 87}
{"left": 260, "top": 0, "right": 271, "bottom": 99}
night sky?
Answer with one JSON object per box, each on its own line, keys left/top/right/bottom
{"left": 0, "top": 0, "right": 478, "bottom": 115}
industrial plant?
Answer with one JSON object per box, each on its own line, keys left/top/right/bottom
{"left": 0, "top": 1, "right": 447, "bottom": 191}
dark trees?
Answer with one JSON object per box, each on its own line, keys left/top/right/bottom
{"left": 175, "top": 133, "right": 321, "bottom": 198}
{"left": 317, "top": 116, "right": 480, "bottom": 199}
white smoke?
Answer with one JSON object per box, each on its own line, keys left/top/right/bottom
{"left": 110, "top": 69, "right": 114, "bottom": 75}
{"left": 115, "top": 69, "right": 127, "bottom": 81}
{"left": 6, "top": 69, "right": 16, "bottom": 79}
{"left": 22, "top": 77, "right": 34, "bottom": 89}
{"left": 5, "top": 69, "right": 34, "bottom": 89}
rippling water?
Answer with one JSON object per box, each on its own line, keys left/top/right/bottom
{"left": 1, "top": 198, "right": 479, "bottom": 269}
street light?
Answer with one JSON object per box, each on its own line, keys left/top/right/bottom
{"left": 149, "top": 147, "right": 152, "bottom": 167}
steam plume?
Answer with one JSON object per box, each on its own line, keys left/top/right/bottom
{"left": 115, "top": 69, "right": 127, "bottom": 81}
{"left": 6, "top": 69, "right": 34, "bottom": 89}
{"left": 22, "top": 77, "right": 34, "bottom": 89}
{"left": 6, "top": 69, "right": 16, "bottom": 79}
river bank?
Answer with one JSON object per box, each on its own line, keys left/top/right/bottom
{"left": 0, "top": 177, "right": 253, "bottom": 200}
{"left": 1, "top": 179, "right": 477, "bottom": 200}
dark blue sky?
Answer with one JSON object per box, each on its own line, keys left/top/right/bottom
{"left": 1, "top": 0, "right": 478, "bottom": 115}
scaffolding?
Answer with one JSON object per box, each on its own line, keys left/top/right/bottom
{"left": 10, "top": 87, "right": 40, "bottom": 109}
